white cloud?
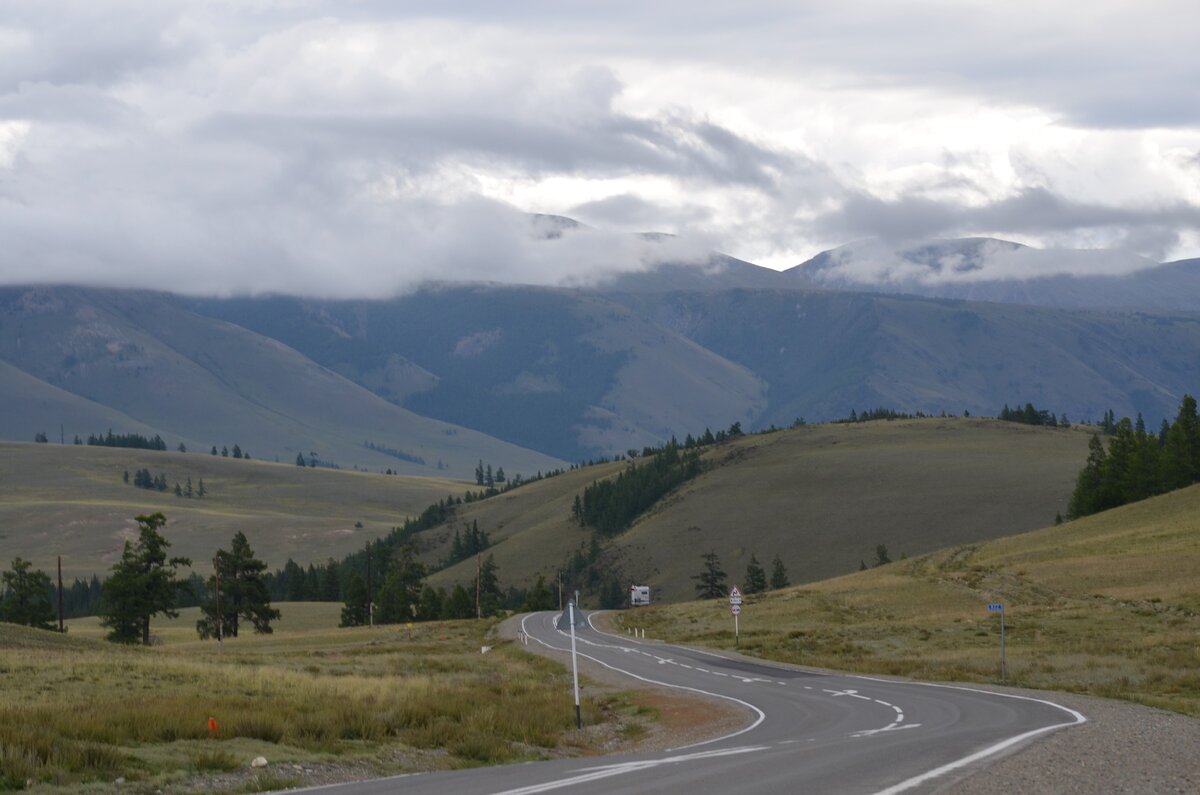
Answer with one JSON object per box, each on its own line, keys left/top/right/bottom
{"left": 0, "top": 0, "right": 1198, "bottom": 296}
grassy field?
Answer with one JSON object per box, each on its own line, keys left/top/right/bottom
{"left": 0, "top": 442, "right": 464, "bottom": 580}
{"left": 435, "top": 418, "right": 1092, "bottom": 599}
{"left": 2, "top": 418, "right": 1092, "bottom": 600}
{"left": 617, "top": 483, "right": 1200, "bottom": 717}
{"left": 0, "top": 603, "right": 661, "bottom": 793}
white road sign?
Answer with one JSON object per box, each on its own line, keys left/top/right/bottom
{"left": 729, "top": 586, "right": 743, "bottom": 605}
{"left": 731, "top": 604, "right": 741, "bottom": 616}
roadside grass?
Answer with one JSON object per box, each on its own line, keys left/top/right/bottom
{"left": 0, "top": 605, "right": 611, "bottom": 792}
{"left": 619, "top": 484, "right": 1200, "bottom": 718}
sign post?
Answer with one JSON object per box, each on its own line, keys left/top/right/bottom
{"left": 987, "top": 603, "right": 1006, "bottom": 682}
{"left": 729, "top": 586, "right": 743, "bottom": 647}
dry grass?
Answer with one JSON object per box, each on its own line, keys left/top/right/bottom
{"left": 0, "top": 442, "right": 464, "bottom": 580}
{"left": 620, "top": 484, "right": 1200, "bottom": 718}
{"left": 0, "top": 604, "right": 611, "bottom": 792}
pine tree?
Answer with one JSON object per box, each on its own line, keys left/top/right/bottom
{"left": 874, "top": 544, "right": 892, "bottom": 567}
{"left": 296, "top": 452, "right": 306, "bottom": 467}
{"left": 743, "top": 554, "right": 768, "bottom": 594}
{"left": 769, "top": 555, "right": 790, "bottom": 590}
{"left": 473, "top": 554, "right": 503, "bottom": 617}
{"left": 442, "top": 584, "right": 475, "bottom": 619}
{"left": 197, "top": 478, "right": 206, "bottom": 498}
{"left": 99, "top": 513, "right": 191, "bottom": 645}
{"left": 320, "top": 559, "right": 341, "bottom": 601}
{"left": 692, "top": 551, "right": 727, "bottom": 599}
{"left": 196, "top": 532, "right": 280, "bottom": 639}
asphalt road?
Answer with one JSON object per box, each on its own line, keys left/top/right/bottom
{"left": 299, "top": 609, "right": 1085, "bottom": 795}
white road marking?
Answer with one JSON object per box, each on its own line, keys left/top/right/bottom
{"left": 489, "top": 745, "right": 769, "bottom": 795}
{"left": 520, "top": 613, "right": 766, "bottom": 751}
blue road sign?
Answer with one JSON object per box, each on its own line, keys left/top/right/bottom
{"left": 987, "top": 603, "right": 1004, "bottom": 612}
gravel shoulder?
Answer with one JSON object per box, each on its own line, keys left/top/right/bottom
{"left": 502, "top": 615, "right": 1200, "bottom": 792}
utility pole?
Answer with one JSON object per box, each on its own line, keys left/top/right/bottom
{"left": 476, "top": 553, "right": 482, "bottom": 619}
{"left": 557, "top": 571, "right": 563, "bottom": 611}
{"left": 57, "top": 556, "right": 64, "bottom": 633}
{"left": 366, "top": 542, "right": 373, "bottom": 627}
{"left": 215, "top": 555, "right": 223, "bottom": 653}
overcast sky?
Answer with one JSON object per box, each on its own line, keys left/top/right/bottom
{"left": 2, "top": 0, "right": 1199, "bottom": 296}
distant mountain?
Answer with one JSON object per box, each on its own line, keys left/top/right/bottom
{"left": 5, "top": 279, "right": 1200, "bottom": 467}
{"left": 0, "top": 287, "right": 565, "bottom": 478}
{"left": 191, "top": 286, "right": 767, "bottom": 462}
{"left": 786, "top": 238, "right": 1200, "bottom": 311}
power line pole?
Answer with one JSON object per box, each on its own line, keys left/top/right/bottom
{"left": 475, "top": 553, "right": 482, "bottom": 619}
{"left": 215, "top": 555, "right": 223, "bottom": 654}
{"left": 57, "top": 556, "right": 64, "bottom": 633}
{"left": 366, "top": 541, "right": 373, "bottom": 627}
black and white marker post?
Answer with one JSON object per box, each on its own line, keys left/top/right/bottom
{"left": 568, "top": 599, "right": 582, "bottom": 729}
{"left": 988, "top": 602, "right": 1006, "bottom": 682}
{"left": 729, "top": 586, "right": 743, "bottom": 647}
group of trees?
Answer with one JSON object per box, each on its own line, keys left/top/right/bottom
{"left": 364, "top": 440, "right": 426, "bottom": 466}
{"left": 474, "top": 460, "right": 507, "bottom": 488}
{"left": 0, "top": 558, "right": 56, "bottom": 629}
{"left": 998, "top": 403, "right": 1069, "bottom": 428}
{"left": 572, "top": 442, "right": 703, "bottom": 536}
{"left": 692, "top": 551, "right": 789, "bottom": 600}
{"left": 0, "top": 513, "right": 281, "bottom": 645}
{"left": 212, "top": 444, "right": 248, "bottom": 459}
{"left": 87, "top": 430, "right": 168, "bottom": 451}
{"left": 442, "top": 521, "right": 491, "bottom": 568}
{"left": 1067, "top": 395, "right": 1200, "bottom": 519}
{"left": 124, "top": 468, "right": 206, "bottom": 497}
{"left": 339, "top": 548, "right": 508, "bottom": 627}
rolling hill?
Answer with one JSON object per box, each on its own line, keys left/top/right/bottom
{"left": 1, "top": 419, "right": 1090, "bottom": 594}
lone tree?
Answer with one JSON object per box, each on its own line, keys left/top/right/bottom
{"left": 692, "top": 551, "right": 728, "bottom": 599}
{"left": 743, "top": 554, "right": 768, "bottom": 594}
{"left": 769, "top": 555, "right": 790, "bottom": 590}
{"left": 0, "top": 558, "right": 55, "bottom": 630}
{"left": 196, "top": 531, "right": 280, "bottom": 639}
{"left": 874, "top": 544, "right": 892, "bottom": 567}
{"left": 99, "top": 513, "right": 191, "bottom": 645}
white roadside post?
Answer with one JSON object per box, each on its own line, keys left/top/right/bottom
{"left": 729, "top": 586, "right": 743, "bottom": 647}
{"left": 569, "top": 600, "right": 582, "bottom": 730}
{"left": 987, "top": 603, "right": 1006, "bottom": 682}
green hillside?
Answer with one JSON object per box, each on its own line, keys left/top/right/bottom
{"left": 2, "top": 419, "right": 1089, "bottom": 598}
{"left": 428, "top": 418, "right": 1091, "bottom": 599}
{"left": 0, "top": 442, "right": 464, "bottom": 580}
{"left": 622, "top": 482, "right": 1200, "bottom": 717}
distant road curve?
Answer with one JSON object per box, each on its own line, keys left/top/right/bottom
{"left": 298, "top": 610, "right": 1085, "bottom": 795}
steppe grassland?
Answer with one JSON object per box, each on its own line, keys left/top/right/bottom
{"left": 619, "top": 484, "right": 1200, "bottom": 718}
{"left": 0, "top": 603, "right": 620, "bottom": 792}
{"left": 0, "top": 442, "right": 463, "bottom": 580}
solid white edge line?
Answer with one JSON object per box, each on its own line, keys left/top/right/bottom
{"left": 520, "top": 612, "right": 765, "bottom": 752}
{"left": 850, "top": 673, "right": 1087, "bottom": 795}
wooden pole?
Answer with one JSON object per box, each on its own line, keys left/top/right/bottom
{"left": 214, "top": 555, "right": 223, "bottom": 652}
{"left": 476, "top": 553, "right": 482, "bottom": 619}
{"left": 57, "top": 556, "right": 64, "bottom": 633}
{"left": 366, "top": 542, "right": 373, "bottom": 627}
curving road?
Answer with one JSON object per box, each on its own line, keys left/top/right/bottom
{"left": 301, "top": 610, "right": 1085, "bottom": 795}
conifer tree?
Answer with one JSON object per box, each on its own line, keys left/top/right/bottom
{"left": 196, "top": 532, "right": 280, "bottom": 639}
{"left": 692, "top": 551, "right": 728, "bottom": 599}
{"left": 769, "top": 555, "right": 790, "bottom": 590}
{"left": 743, "top": 554, "right": 768, "bottom": 594}
{"left": 99, "top": 513, "right": 191, "bottom": 645}
{"left": 340, "top": 574, "right": 370, "bottom": 627}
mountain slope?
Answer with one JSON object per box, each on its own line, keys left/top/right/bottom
{"left": 192, "top": 287, "right": 767, "bottom": 461}
{"left": 0, "top": 287, "right": 564, "bottom": 478}
{"left": 613, "top": 288, "right": 1200, "bottom": 428}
